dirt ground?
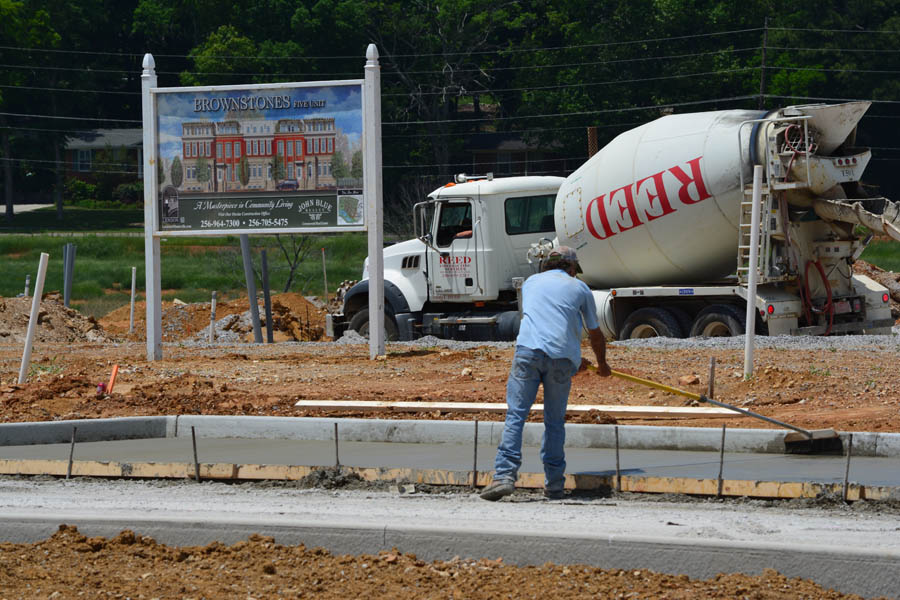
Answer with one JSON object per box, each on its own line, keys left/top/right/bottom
{"left": 1, "top": 263, "right": 899, "bottom": 598}
{"left": 0, "top": 524, "right": 885, "bottom": 599}
{"left": 0, "top": 260, "right": 898, "bottom": 431}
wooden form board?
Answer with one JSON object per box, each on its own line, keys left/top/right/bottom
{"left": 293, "top": 400, "right": 737, "bottom": 419}
{"left": 0, "top": 459, "right": 890, "bottom": 501}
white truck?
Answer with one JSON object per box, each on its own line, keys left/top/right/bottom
{"left": 328, "top": 101, "right": 899, "bottom": 342}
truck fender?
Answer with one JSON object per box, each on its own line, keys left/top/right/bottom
{"left": 591, "top": 290, "right": 617, "bottom": 340}
{"left": 342, "top": 279, "right": 411, "bottom": 319}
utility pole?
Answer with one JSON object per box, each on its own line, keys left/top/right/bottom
{"left": 758, "top": 17, "right": 769, "bottom": 110}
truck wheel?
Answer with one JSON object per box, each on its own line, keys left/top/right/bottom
{"left": 689, "top": 305, "right": 745, "bottom": 337}
{"left": 349, "top": 308, "right": 399, "bottom": 341}
{"left": 666, "top": 306, "right": 693, "bottom": 339}
{"left": 619, "top": 308, "right": 684, "bottom": 339}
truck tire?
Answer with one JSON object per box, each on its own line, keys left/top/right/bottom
{"left": 619, "top": 308, "right": 685, "bottom": 339}
{"left": 689, "top": 304, "right": 745, "bottom": 337}
{"left": 349, "top": 309, "right": 399, "bottom": 341}
{"left": 666, "top": 306, "right": 693, "bottom": 339}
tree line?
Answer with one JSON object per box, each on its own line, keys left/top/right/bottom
{"left": 2, "top": 0, "right": 899, "bottom": 232}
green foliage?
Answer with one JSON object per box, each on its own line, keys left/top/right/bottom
{"left": 860, "top": 240, "right": 900, "bottom": 272}
{"left": 196, "top": 156, "right": 210, "bottom": 184}
{"left": 238, "top": 155, "right": 250, "bottom": 186}
{"left": 112, "top": 182, "right": 144, "bottom": 205}
{"left": 64, "top": 178, "right": 96, "bottom": 204}
{"left": 170, "top": 155, "right": 183, "bottom": 188}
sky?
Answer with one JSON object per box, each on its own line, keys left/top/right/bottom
{"left": 155, "top": 83, "right": 363, "bottom": 160}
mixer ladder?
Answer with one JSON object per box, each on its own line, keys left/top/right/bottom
{"left": 736, "top": 186, "right": 777, "bottom": 284}
{"left": 736, "top": 114, "right": 813, "bottom": 284}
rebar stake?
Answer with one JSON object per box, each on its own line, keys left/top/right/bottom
{"left": 708, "top": 357, "right": 716, "bottom": 399}
{"left": 66, "top": 427, "right": 77, "bottom": 480}
{"left": 614, "top": 426, "right": 621, "bottom": 493}
{"left": 471, "top": 419, "right": 479, "bottom": 489}
{"left": 191, "top": 426, "right": 201, "bottom": 483}
{"left": 717, "top": 424, "right": 726, "bottom": 498}
{"left": 334, "top": 422, "right": 340, "bottom": 467}
{"left": 843, "top": 433, "right": 854, "bottom": 503}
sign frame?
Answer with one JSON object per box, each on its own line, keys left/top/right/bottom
{"left": 141, "top": 46, "right": 385, "bottom": 360}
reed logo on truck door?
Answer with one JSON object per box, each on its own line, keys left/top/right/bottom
{"left": 585, "top": 156, "right": 711, "bottom": 240}
{"left": 439, "top": 255, "right": 472, "bottom": 277}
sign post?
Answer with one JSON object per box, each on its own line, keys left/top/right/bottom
{"left": 364, "top": 44, "right": 385, "bottom": 359}
{"left": 142, "top": 54, "right": 162, "bottom": 361}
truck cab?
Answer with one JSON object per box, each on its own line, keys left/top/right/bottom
{"left": 330, "top": 174, "right": 564, "bottom": 341}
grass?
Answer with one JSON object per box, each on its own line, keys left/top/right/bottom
{"left": 0, "top": 207, "right": 144, "bottom": 232}
{"left": 860, "top": 240, "right": 900, "bottom": 271}
{"left": 2, "top": 207, "right": 898, "bottom": 320}
{"left": 1, "top": 232, "right": 369, "bottom": 318}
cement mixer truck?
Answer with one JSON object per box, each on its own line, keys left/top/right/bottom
{"left": 328, "top": 101, "right": 899, "bottom": 341}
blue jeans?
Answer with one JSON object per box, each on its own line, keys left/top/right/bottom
{"left": 493, "top": 346, "right": 577, "bottom": 491}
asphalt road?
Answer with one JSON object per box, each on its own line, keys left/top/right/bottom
{"left": 1, "top": 477, "right": 898, "bottom": 598}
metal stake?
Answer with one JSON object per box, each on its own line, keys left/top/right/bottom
{"left": 614, "top": 426, "right": 621, "bottom": 493}
{"left": 717, "top": 424, "right": 726, "bottom": 498}
{"left": 24, "top": 274, "right": 30, "bottom": 298}
{"left": 321, "top": 248, "right": 329, "bottom": 307}
{"left": 240, "top": 234, "right": 263, "bottom": 343}
{"left": 843, "top": 434, "right": 853, "bottom": 503}
{"left": 261, "top": 250, "right": 274, "bottom": 343}
{"left": 191, "top": 426, "right": 201, "bottom": 482}
{"left": 66, "top": 427, "right": 77, "bottom": 480}
{"left": 334, "top": 422, "right": 340, "bottom": 467}
{"left": 209, "top": 291, "right": 217, "bottom": 344}
{"left": 128, "top": 267, "right": 137, "bottom": 334}
{"left": 708, "top": 357, "right": 716, "bottom": 399}
{"left": 471, "top": 419, "right": 479, "bottom": 489}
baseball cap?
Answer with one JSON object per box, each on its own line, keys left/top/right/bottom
{"left": 545, "top": 245, "right": 583, "bottom": 273}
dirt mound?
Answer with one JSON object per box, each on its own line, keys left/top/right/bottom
{"left": 0, "top": 294, "right": 105, "bottom": 344}
{"left": 99, "top": 292, "right": 327, "bottom": 342}
{"left": 0, "top": 524, "right": 873, "bottom": 599}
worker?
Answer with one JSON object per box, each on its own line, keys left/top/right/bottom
{"left": 480, "top": 245, "right": 611, "bottom": 501}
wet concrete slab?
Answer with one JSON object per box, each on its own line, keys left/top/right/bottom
{"left": 2, "top": 437, "right": 898, "bottom": 487}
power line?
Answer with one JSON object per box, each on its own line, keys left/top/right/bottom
{"left": 384, "top": 95, "right": 758, "bottom": 126}
{"left": 765, "top": 94, "right": 900, "bottom": 105}
{"left": 771, "top": 27, "right": 900, "bottom": 35}
{"left": 768, "top": 45, "right": 900, "bottom": 54}
{"left": 384, "top": 66, "right": 759, "bottom": 97}
{"left": 768, "top": 66, "right": 900, "bottom": 75}
{"left": 0, "top": 112, "right": 142, "bottom": 123}
{"left": 0, "top": 46, "right": 761, "bottom": 79}
{"left": 0, "top": 27, "right": 764, "bottom": 61}
{"left": 0, "top": 84, "right": 139, "bottom": 96}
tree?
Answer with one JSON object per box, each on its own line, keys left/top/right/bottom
{"left": 196, "top": 155, "right": 210, "bottom": 187}
{"left": 238, "top": 155, "right": 250, "bottom": 187}
{"left": 331, "top": 150, "right": 349, "bottom": 180}
{"left": 270, "top": 153, "right": 285, "bottom": 182}
{"left": 170, "top": 155, "right": 183, "bottom": 188}
{"left": 350, "top": 150, "right": 362, "bottom": 179}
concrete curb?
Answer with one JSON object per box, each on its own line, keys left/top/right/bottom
{"left": 2, "top": 416, "right": 900, "bottom": 457}
{"left": 1, "top": 515, "right": 897, "bottom": 598}
{"left": 0, "top": 417, "right": 174, "bottom": 447}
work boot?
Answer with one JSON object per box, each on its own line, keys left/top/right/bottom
{"left": 479, "top": 480, "right": 515, "bottom": 501}
{"left": 543, "top": 488, "right": 565, "bottom": 500}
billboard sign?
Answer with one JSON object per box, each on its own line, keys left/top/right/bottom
{"left": 153, "top": 81, "right": 365, "bottom": 234}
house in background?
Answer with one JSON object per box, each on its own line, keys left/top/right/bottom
{"left": 64, "top": 128, "right": 143, "bottom": 182}
{"left": 464, "top": 132, "right": 574, "bottom": 177}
